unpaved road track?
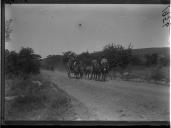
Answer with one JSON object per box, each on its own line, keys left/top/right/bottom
{"left": 42, "top": 70, "right": 169, "bottom": 121}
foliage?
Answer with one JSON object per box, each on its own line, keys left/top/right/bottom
{"left": 43, "top": 55, "right": 63, "bottom": 66}
{"left": 18, "top": 47, "right": 41, "bottom": 74}
{"left": 150, "top": 67, "right": 165, "bottom": 81}
{"left": 157, "top": 55, "right": 170, "bottom": 67}
{"left": 5, "top": 19, "right": 13, "bottom": 41}
{"left": 130, "top": 55, "right": 144, "bottom": 65}
{"left": 145, "top": 53, "right": 158, "bottom": 66}
{"left": 5, "top": 75, "right": 73, "bottom": 120}
{"left": 78, "top": 51, "right": 92, "bottom": 66}
{"left": 5, "top": 47, "right": 41, "bottom": 78}
{"left": 144, "top": 53, "right": 170, "bottom": 67}
{"left": 102, "top": 43, "right": 133, "bottom": 69}
{"left": 62, "top": 51, "right": 76, "bottom": 64}
{"left": 41, "top": 44, "right": 169, "bottom": 78}
{"left": 5, "top": 50, "right": 19, "bottom": 76}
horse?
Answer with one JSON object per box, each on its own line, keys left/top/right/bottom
{"left": 101, "top": 64, "right": 110, "bottom": 81}
{"left": 65, "top": 59, "right": 73, "bottom": 78}
{"left": 92, "top": 62, "right": 102, "bottom": 81}
{"left": 100, "top": 58, "right": 109, "bottom": 81}
{"left": 84, "top": 65, "right": 93, "bottom": 79}
{"left": 65, "top": 58, "right": 83, "bottom": 79}
{"left": 73, "top": 61, "right": 84, "bottom": 79}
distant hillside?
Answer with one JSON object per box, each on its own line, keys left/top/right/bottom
{"left": 89, "top": 47, "right": 170, "bottom": 58}
{"left": 132, "top": 47, "right": 170, "bottom": 57}
{"left": 41, "top": 55, "right": 65, "bottom": 71}
{"left": 41, "top": 47, "right": 170, "bottom": 69}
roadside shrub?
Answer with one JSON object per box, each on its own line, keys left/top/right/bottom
{"left": 145, "top": 53, "right": 158, "bottom": 66}
{"left": 7, "top": 77, "right": 50, "bottom": 114}
{"left": 5, "top": 75, "right": 73, "bottom": 120}
{"left": 11, "top": 80, "right": 46, "bottom": 103}
{"left": 150, "top": 67, "right": 165, "bottom": 82}
{"left": 158, "top": 56, "right": 170, "bottom": 67}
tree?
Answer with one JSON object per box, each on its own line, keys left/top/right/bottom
{"left": 5, "top": 19, "right": 13, "bottom": 41}
{"left": 5, "top": 50, "right": 19, "bottom": 75}
{"left": 63, "top": 51, "right": 76, "bottom": 64}
{"left": 103, "top": 43, "right": 122, "bottom": 68}
{"left": 78, "top": 51, "right": 92, "bottom": 66}
{"left": 119, "top": 43, "right": 133, "bottom": 68}
{"left": 5, "top": 47, "right": 41, "bottom": 78}
{"left": 145, "top": 53, "right": 158, "bottom": 66}
{"left": 103, "top": 43, "right": 133, "bottom": 69}
{"left": 18, "top": 47, "right": 41, "bottom": 74}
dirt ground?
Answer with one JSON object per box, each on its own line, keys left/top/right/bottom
{"left": 42, "top": 70, "right": 170, "bottom": 121}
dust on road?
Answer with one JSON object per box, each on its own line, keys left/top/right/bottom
{"left": 42, "top": 70, "right": 170, "bottom": 121}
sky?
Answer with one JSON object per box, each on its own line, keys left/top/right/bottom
{"left": 5, "top": 4, "right": 170, "bottom": 58}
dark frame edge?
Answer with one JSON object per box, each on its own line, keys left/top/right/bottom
{"left": 3, "top": 0, "right": 171, "bottom": 4}
{"left": 3, "top": 121, "right": 170, "bottom": 126}
{"left": 1, "top": 0, "right": 5, "bottom": 126}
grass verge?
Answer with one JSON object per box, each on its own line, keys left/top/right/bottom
{"left": 5, "top": 73, "right": 76, "bottom": 120}
{"left": 108, "top": 66, "right": 169, "bottom": 85}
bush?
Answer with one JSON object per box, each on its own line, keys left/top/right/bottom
{"left": 158, "top": 56, "right": 170, "bottom": 67}
{"left": 150, "top": 67, "right": 165, "bottom": 82}
{"left": 63, "top": 51, "right": 76, "bottom": 64}
{"left": 78, "top": 51, "right": 92, "bottom": 66}
{"left": 131, "top": 55, "right": 144, "bottom": 65}
{"left": 5, "top": 47, "right": 41, "bottom": 78}
{"left": 7, "top": 77, "right": 50, "bottom": 110}
{"left": 18, "top": 47, "right": 41, "bottom": 74}
{"left": 145, "top": 53, "right": 158, "bottom": 66}
{"left": 5, "top": 50, "right": 20, "bottom": 76}
{"left": 5, "top": 75, "right": 73, "bottom": 120}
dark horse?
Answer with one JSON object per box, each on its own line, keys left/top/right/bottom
{"left": 66, "top": 58, "right": 83, "bottom": 79}
{"left": 101, "top": 64, "right": 110, "bottom": 81}
{"left": 84, "top": 65, "right": 93, "bottom": 79}
{"left": 92, "top": 60, "right": 102, "bottom": 81}
{"left": 72, "top": 61, "right": 84, "bottom": 79}
{"left": 91, "top": 58, "right": 110, "bottom": 81}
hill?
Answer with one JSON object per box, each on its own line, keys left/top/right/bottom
{"left": 132, "top": 47, "right": 170, "bottom": 57}
{"left": 41, "top": 55, "right": 65, "bottom": 71}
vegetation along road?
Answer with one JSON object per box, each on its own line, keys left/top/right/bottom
{"left": 42, "top": 70, "right": 169, "bottom": 121}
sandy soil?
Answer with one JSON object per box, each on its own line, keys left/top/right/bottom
{"left": 42, "top": 70, "right": 170, "bottom": 121}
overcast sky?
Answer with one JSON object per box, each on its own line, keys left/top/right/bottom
{"left": 5, "top": 4, "right": 169, "bottom": 58}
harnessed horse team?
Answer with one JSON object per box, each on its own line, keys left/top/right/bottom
{"left": 65, "top": 56, "right": 110, "bottom": 81}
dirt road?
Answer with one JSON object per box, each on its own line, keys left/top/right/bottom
{"left": 42, "top": 70, "right": 169, "bottom": 121}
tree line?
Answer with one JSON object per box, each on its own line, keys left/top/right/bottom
{"left": 5, "top": 44, "right": 169, "bottom": 79}
{"left": 63, "top": 43, "right": 169, "bottom": 70}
